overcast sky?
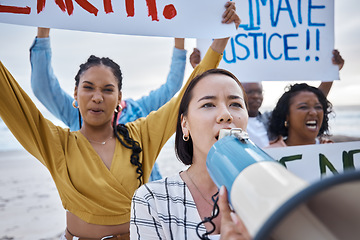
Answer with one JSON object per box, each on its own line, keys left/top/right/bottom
{"left": 0, "top": 0, "right": 359, "bottom": 114}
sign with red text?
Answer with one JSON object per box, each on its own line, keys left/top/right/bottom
{"left": 263, "top": 141, "right": 360, "bottom": 183}
{"left": 197, "top": 0, "right": 338, "bottom": 82}
{"left": 0, "top": 0, "right": 237, "bottom": 38}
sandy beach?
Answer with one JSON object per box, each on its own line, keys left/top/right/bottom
{"left": 0, "top": 150, "right": 65, "bottom": 240}
{"left": 0, "top": 139, "right": 186, "bottom": 240}
{"left": 1, "top": 135, "right": 359, "bottom": 240}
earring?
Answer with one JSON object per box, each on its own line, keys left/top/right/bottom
{"left": 183, "top": 134, "right": 189, "bottom": 142}
{"left": 72, "top": 100, "right": 78, "bottom": 109}
{"left": 284, "top": 121, "right": 289, "bottom": 128}
{"left": 114, "top": 105, "right": 123, "bottom": 113}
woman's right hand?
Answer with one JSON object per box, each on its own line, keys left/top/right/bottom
{"left": 222, "top": 1, "right": 241, "bottom": 29}
{"left": 211, "top": 1, "right": 241, "bottom": 54}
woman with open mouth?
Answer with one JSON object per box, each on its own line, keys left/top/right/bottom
{"left": 267, "top": 83, "right": 333, "bottom": 147}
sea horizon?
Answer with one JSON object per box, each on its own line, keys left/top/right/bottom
{"left": 1, "top": 104, "right": 360, "bottom": 153}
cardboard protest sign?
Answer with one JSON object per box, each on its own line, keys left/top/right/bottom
{"left": 197, "top": 0, "right": 338, "bottom": 82}
{"left": 0, "top": 0, "right": 237, "bottom": 38}
{"left": 263, "top": 141, "right": 360, "bottom": 183}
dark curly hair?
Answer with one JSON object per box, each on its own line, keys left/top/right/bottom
{"left": 268, "top": 83, "right": 333, "bottom": 140}
{"left": 75, "top": 55, "right": 143, "bottom": 186}
{"left": 175, "top": 68, "right": 248, "bottom": 165}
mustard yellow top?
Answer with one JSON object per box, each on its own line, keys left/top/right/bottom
{"left": 0, "top": 47, "right": 222, "bottom": 225}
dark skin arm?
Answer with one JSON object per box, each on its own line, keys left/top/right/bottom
{"left": 318, "top": 49, "right": 345, "bottom": 97}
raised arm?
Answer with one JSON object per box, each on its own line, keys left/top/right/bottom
{"left": 30, "top": 27, "right": 80, "bottom": 131}
{"left": 119, "top": 38, "right": 187, "bottom": 123}
{"left": 0, "top": 60, "right": 66, "bottom": 166}
{"left": 190, "top": 1, "right": 240, "bottom": 68}
{"left": 128, "top": 1, "right": 240, "bottom": 181}
{"left": 318, "top": 49, "right": 345, "bottom": 97}
{"left": 124, "top": 1, "right": 240, "bottom": 124}
{"left": 211, "top": 1, "right": 240, "bottom": 53}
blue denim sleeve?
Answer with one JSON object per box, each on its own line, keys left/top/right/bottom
{"left": 118, "top": 47, "right": 187, "bottom": 124}
{"left": 30, "top": 37, "right": 80, "bottom": 131}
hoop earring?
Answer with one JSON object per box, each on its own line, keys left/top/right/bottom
{"left": 114, "top": 105, "right": 123, "bottom": 113}
{"left": 183, "top": 134, "right": 189, "bottom": 142}
{"left": 284, "top": 121, "right": 289, "bottom": 128}
{"left": 72, "top": 100, "right": 78, "bottom": 109}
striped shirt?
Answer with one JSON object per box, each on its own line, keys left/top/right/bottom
{"left": 130, "top": 173, "right": 220, "bottom": 240}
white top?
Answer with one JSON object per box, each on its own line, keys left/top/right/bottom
{"left": 130, "top": 173, "right": 220, "bottom": 240}
{"left": 247, "top": 117, "right": 270, "bottom": 148}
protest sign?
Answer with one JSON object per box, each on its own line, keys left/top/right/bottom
{"left": 197, "top": 0, "right": 338, "bottom": 82}
{"left": 0, "top": 0, "right": 237, "bottom": 38}
{"left": 263, "top": 141, "right": 360, "bottom": 183}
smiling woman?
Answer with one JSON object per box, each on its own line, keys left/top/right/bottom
{"left": 267, "top": 83, "right": 334, "bottom": 147}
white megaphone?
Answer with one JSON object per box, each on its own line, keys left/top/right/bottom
{"left": 207, "top": 128, "right": 360, "bottom": 240}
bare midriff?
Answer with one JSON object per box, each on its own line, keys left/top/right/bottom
{"left": 66, "top": 211, "right": 130, "bottom": 238}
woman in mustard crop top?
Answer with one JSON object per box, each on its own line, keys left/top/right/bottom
{"left": 0, "top": 2, "right": 240, "bottom": 239}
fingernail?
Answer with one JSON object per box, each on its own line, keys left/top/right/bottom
{"left": 220, "top": 185, "right": 225, "bottom": 195}
{"left": 230, "top": 212, "right": 239, "bottom": 224}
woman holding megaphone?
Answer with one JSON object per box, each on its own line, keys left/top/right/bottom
{"left": 130, "top": 68, "right": 251, "bottom": 240}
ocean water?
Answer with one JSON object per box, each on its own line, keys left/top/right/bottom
{"left": 1, "top": 105, "right": 360, "bottom": 152}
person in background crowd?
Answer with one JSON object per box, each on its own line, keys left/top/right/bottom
{"left": 267, "top": 83, "right": 334, "bottom": 147}
{"left": 30, "top": 27, "right": 188, "bottom": 181}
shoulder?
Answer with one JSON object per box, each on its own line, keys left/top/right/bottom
{"left": 267, "top": 136, "right": 287, "bottom": 148}
{"left": 132, "top": 174, "right": 194, "bottom": 213}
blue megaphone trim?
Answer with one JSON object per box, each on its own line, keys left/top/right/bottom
{"left": 206, "top": 135, "right": 275, "bottom": 204}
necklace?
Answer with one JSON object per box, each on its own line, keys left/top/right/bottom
{"left": 82, "top": 132, "right": 113, "bottom": 145}
{"left": 185, "top": 170, "right": 214, "bottom": 206}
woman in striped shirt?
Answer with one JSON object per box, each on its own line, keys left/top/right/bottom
{"left": 130, "top": 67, "right": 251, "bottom": 240}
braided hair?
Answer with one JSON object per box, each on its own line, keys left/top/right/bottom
{"left": 75, "top": 55, "right": 143, "bottom": 186}
{"left": 113, "top": 107, "right": 143, "bottom": 187}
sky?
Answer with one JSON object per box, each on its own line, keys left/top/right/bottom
{"left": 0, "top": 0, "right": 359, "bottom": 116}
